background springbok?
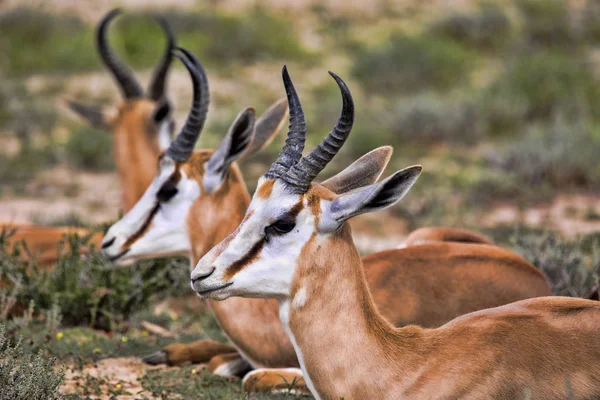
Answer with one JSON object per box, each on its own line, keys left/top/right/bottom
{"left": 68, "top": 9, "right": 175, "bottom": 213}
{"left": 1, "top": 10, "right": 176, "bottom": 267}
{"left": 191, "top": 69, "right": 600, "bottom": 400}
{"left": 112, "top": 58, "right": 551, "bottom": 392}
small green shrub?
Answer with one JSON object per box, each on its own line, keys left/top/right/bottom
{"left": 516, "top": 0, "right": 575, "bottom": 47}
{"left": 0, "top": 232, "right": 189, "bottom": 331}
{"left": 0, "top": 325, "right": 65, "bottom": 400}
{"left": 388, "top": 93, "right": 484, "bottom": 145}
{"left": 429, "top": 5, "right": 511, "bottom": 50}
{"left": 0, "top": 8, "right": 97, "bottom": 76}
{"left": 351, "top": 33, "right": 475, "bottom": 95}
{"left": 487, "top": 50, "right": 600, "bottom": 120}
{"left": 65, "top": 126, "right": 114, "bottom": 171}
{"left": 511, "top": 230, "right": 600, "bottom": 297}
{"left": 497, "top": 120, "right": 600, "bottom": 188}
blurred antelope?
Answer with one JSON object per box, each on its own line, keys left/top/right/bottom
{"left": 69, "top": 9, "right": 176, "bottom": 212}
{"left": 191, "top": 69, "right": 600, "bottom": 399}
{"left": 107, "top": 54, "right": 551, "bottom": 393}
{"left": 1, "top": 10, "right": 176, "bottom": 267}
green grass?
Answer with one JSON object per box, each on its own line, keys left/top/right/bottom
{"left": 1, "top": 232, "right": 189, "bottom": 331}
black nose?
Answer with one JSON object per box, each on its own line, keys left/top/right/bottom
{"left": 191, "top": 267, "right": 215, "bottom": 285}
{"left": 102, "top": 237, "right": 116, "bottom": 249}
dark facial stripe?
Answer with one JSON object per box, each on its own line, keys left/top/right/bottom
{"left": 223, "top": 237, "right": 265, "bottom": 280}
{"left": 121, "top": 202, "right": 160, "bottom": 251}
{"left": 287, "top": 200, "right": 304, "bottom": 218}
{"left": 120, "top": 167, "right": 182, "bottom": 252}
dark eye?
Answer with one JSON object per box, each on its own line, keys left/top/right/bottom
{"left": 266, "top": 219, "right": 296, "bottom": 236}
{"left": 157, "top": 182, "right": 178, "bottom": 202}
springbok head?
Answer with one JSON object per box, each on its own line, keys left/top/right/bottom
{"left": 68, "top": 9, "right": 176, "bottom": 211}
{"left": 190, "top": 67, "right": 421, "bottom": 300}
{"left": 101, "top": 48, "right": 288, "bottom": 266}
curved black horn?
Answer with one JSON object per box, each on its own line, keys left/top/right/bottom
{"left": 96, "top": 9, "right": 144, "bottom": 99}
{"left": 165, "top": 47, "right": 209, "bottom": 162}
{"left": 264, "top": 65, "right": 307, "bottom": 179}
{"left": 148, "top": 16, "right": 175, "bottom": 101}
{"left": 282, "top": 71, "right": 354, "bottom": 193}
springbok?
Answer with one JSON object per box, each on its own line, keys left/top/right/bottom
{"left": 1, "top": 10, "right": 176, "bottom": 267}
{"left": 401, "top": 226, "right": 493, "bottom": 247}
{"left": 191, "top": 69, "right": 600, "bottom": 399}
{"left": 68, "top": 9, "right": 176, "bottom": 213}
{"left": 108, "top": 55, "right": 551, "bottom": 392}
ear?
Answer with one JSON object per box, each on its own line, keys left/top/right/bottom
{"left": 67, "top": 100, "right": 114, "bottom": 129}
{"left": 321, "top": 165, "right": 422, "bottom": 232}
{"left": 203, "top": 107, "right": 256, "bottom": 193}
{"left": 152, "top": 100, "right": 172, "bottom": 125}
{"left": 322, "top": 146, "right": 393, "bottom": 194}
{"left": 239, "top": 97, "right": 288, "bottom": 161}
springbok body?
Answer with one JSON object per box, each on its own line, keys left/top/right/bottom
{"left": 1, "top": 223, "right": 102, "bottom": 268}
{"left": 401, "top": 226, "right": 493, "bottom": 247}
{"left": 191, "top": 68, "right": 600, "bottom": 399}
{"left": 108, "top": 58, "right": 551, "bottom": 392}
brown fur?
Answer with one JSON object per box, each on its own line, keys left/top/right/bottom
{"left": 162, "top": 339, "right": 236, "bottom": 366}
{"left": 243, "top": 369, "right": 309, "bottom": 394}
{"left": 183, "top": 181, "right": 551, "bottom": 378}
{"left": 404, "top": 226, "right": 493, "bottom": 247}
{"left": 1, "top": 223, "right": 103, "bottom": 268}
{"left": 109, "top": 100, "right": 165, "bottom": 212}
{"left": 289, "top": 223, "right": 600, "bottom": 399}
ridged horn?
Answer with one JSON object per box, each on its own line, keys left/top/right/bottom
{"left": 96, "top": 9, "right": 144, "bottom": 99}
{"left": 264, "top": 65, "right": 307, "bottom": 179}
{"left": 282, "top": 71, "right": 354, "bottom": 193}
{"left": 148, "top": 16, "right": 175, "bottom": 101}
{"left": 164, "top": 47, "right": 209, "bottom": 162}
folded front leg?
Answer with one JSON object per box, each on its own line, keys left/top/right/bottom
{"left": 242, "top": 368, "right": 310, "bottom": 395}
{"left": 143, "top": 338, "right": 236, "bottom": 366}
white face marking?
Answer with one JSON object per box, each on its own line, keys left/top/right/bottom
{"left": 157, "top": 120, "right": 172, "bottom": 151}
{"left": 190, "top": 178, "right": 315, "bottom": 300}
{"left": 102, "top": 157, "right": 197, "bottom": 265}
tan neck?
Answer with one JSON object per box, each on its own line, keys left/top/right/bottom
{"left": 113, "top": 127, "right": 161, "bottom": 213}
{"left": 282, "top": 224, "right": 424, "bottom": 398}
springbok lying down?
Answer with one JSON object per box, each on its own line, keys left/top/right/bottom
{"left": 105, "top": 55, "right": 551, "bottom": 393}
{"left": 191, "top": 68, "right": 600, "bottom": 399}
{"left": 2, "top": 10, "right": 178, "bottom": 267}
{"left": 69, "top": 9, "right": 177, "bottom": 213}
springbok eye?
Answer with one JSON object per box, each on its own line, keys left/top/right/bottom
{"left": 266, "top": 218, "right": 296, "bottom": 236}
{"left": 157, "top": 182, "right": 178, "bottom": 202}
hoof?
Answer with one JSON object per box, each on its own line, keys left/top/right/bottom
{"left": 143, "top": 350, "right": 169, "bottom": 365}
